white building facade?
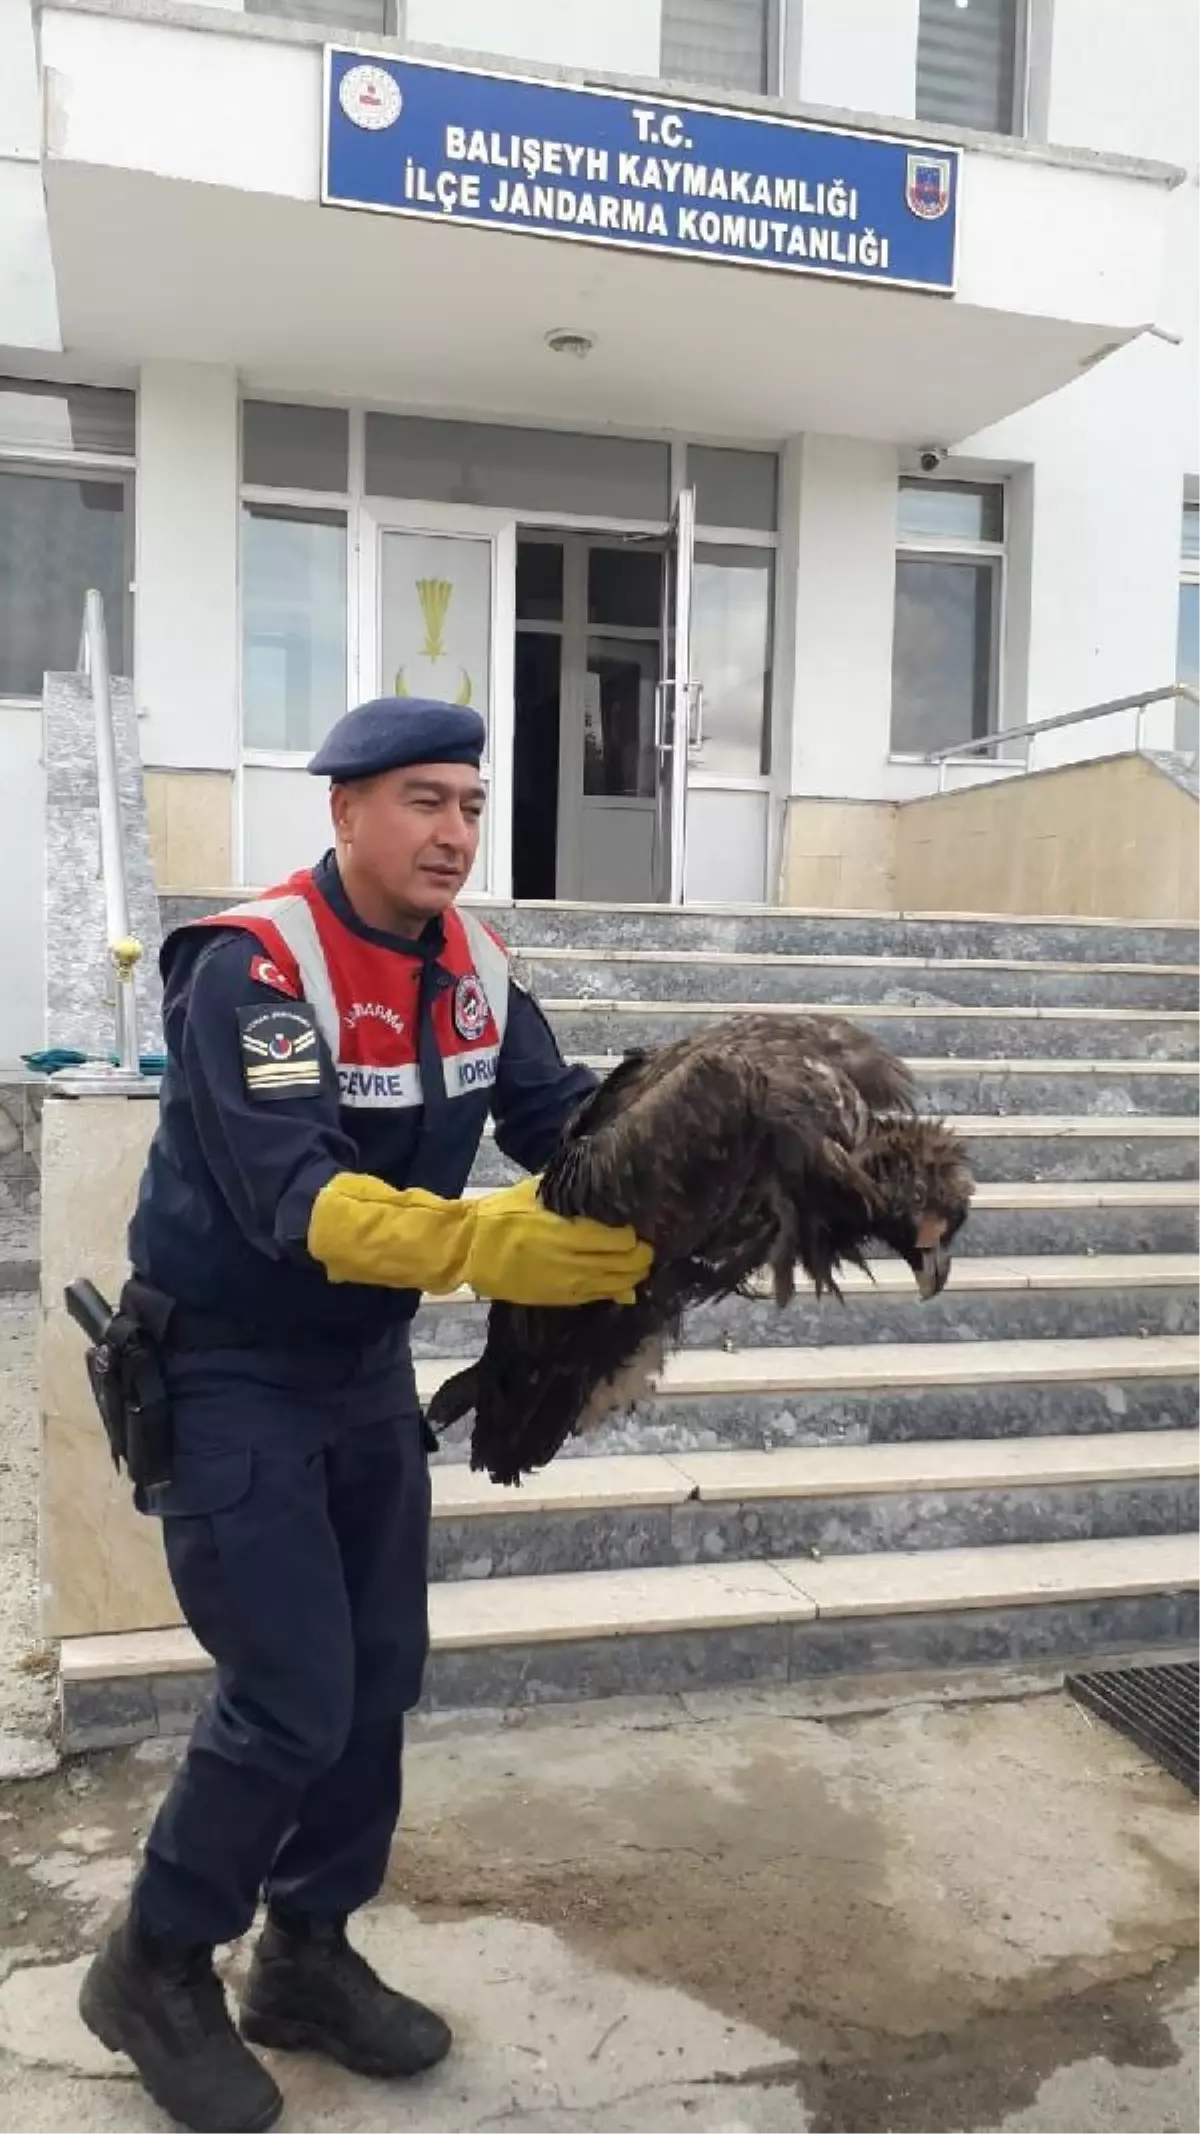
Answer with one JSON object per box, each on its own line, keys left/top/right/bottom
{"left": 0, "top": 0, "right": 1197, "bottom": 1059}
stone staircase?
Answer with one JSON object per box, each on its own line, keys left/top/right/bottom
{"left": 53, "top": 900, "right": 1200, "bottom": 1744}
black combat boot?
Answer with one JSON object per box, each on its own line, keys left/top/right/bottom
{"left": 240, "top": 1909, "right": 452, "bottom": 2079}
{"left": 79, "top": 1910, "right": 283, "bottom": 2134}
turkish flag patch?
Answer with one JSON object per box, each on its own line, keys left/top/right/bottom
{"left": 250, "top": 955, "right": 299, "bottom": 999}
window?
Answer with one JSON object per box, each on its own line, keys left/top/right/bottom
{"left": 242, "top": 402, "right": 350, "bottom": 492}
{"left": 0, "top": 377, "right": 135, "bottom": 702}
{"left": 243, "top": 2, "right": 397, "bottom": 30}
{"left": 241, "top": 504, "right": 347, "bottom": 751}
{"left": 516, "top": 539, "right": 564, "bottom": 624}
{"left": 890, "top": 478, "right": 1004, "bottom": 755}
{"left": 916, "top": 0, "right": 1025, "bottom": 136}
{"left": 585, "top": 545, "right": 662, "bottom": 799}
{"left": 661, "top": 0, "right": 779, "bottom": 95}
{"left": 690, "top": 545, "right": 774, "bottom": 777}
{"left": 365, "top": 415, "right": 670, "bottom": 521}
{"left": 0, "top": 470, "right": 131, "bottom": 699}
{"left": 684, "top": 454, "right": 779, "bottom": 781}
{"left": 0, "top": 377, "right": 135, "bottom": 458}
{"left": 1178, "top": 499, "right": 1199, "bottom": 760}
{"left": 686, "top": 445, "right": 777, "bottom": 532}
{"left": 589, "top": 546, "right": 662, "bottom": 630}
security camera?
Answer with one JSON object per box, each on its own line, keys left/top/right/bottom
{"left": 918, "top": 447, "right": 947, "bottom": 474}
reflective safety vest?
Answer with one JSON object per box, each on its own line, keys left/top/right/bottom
{"left": 196, "top": 869, "right": 511, "bottom": 1111}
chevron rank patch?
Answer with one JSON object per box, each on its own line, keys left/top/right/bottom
{"left": 238, "top": 1003, "right": 323, "bottom": 1101}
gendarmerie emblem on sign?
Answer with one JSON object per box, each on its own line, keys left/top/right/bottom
{"left": 905, "top": 154, "right": 953, "bottom": 221}
{"left": 238, "top": 1004, "right": 323, "bottom": 1100}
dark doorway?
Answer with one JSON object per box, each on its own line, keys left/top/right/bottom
{"left": 513, "top": 628, "right": 561, "bottom": 899}
{"left": 512, "top": 538, "right": 565, "bottom": 900}
{"left": 511, "top": 533, "right": 669, "bottom": 901}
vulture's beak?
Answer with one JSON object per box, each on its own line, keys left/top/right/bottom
{"left": 914, "top": 1244, "right": 951, "bottom": 1301}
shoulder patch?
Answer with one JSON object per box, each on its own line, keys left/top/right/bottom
{"left": 238, "top": 1003, "right": 323, "bottom": 1101}
{"left": 250, "top": 954, "right": 300, "bottom": 1000}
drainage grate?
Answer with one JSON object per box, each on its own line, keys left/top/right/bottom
{"left": 1067, "top": 1659, "right": 1198, "bottom": 1794}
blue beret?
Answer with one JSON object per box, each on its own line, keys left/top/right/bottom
{"left": 308, "top": 698, "right": 486, "bottom": 781}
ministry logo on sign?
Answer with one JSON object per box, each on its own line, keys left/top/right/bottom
{"left": 905, "top": 154, "right": 952, "bottom": 221}
{"left": 339, "top": 63, "right": 402, "bottom": 131}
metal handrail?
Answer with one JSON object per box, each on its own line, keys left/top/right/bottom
{"left": 926, "top": 682, "right": 1199, "bottom": 793}
{"left": 78, "top": 587, "right": 143, "bottom": 1077}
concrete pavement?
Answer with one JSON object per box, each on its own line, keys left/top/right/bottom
{"left": 0, "top": 1678, "right": 1196, "bottom": 2133}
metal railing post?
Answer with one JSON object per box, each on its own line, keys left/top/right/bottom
{"left": 51, "top": 591, "right": 155, "bottom": 1096}
{"left": 84, "top": 589, "right": 142, "bottom": 1076}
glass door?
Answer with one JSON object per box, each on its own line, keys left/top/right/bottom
{"left": 546, "top": 537, "right": 663, "bottom": 904}
{"left": 579, "top": 541, "right": 660, "bottom": 904}
{"left": 358, "top": 501, "right": 516, "bottom": 898}
{"left": 654, "top": 486, "right": 698, "bottom": 905}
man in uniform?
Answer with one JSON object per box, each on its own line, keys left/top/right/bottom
{"left": 79, "top": 697, "right": 652, "bottom": 2133}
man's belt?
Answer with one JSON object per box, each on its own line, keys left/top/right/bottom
{"left": 65, "top": 1278, "right": 438, "bottom": 1469}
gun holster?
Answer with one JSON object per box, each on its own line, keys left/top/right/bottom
{"left": 64, "top": 1276, "right": 175, "bottom": 1491}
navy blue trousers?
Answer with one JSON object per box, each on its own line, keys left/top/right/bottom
{"left": 132, "top": 1333, "right": 430, "bottom": 1949}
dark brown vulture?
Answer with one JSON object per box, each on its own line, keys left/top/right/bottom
{"left": 427, "top": 1013, "right": 974, "bottom": 1485}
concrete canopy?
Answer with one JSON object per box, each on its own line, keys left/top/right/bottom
{"left": 37, "top": 3, "right": 1181, "bottom": 446}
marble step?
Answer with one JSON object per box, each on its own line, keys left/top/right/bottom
{"left": 567, "top": 1055, "right": 1200, "bottom": 1116}
{"left": 59, "top": 1532, "right": 1200, "bottom": 1744}
{"left": 462, "top": 1178, "right": 1200, "bottom": 1258}
{"left": 930, "top": 1181, "right": 1199, "bottom": 1259}
{"left": 415, "top": 1335, "right": 1198, "bottom": 1461}
{"left": 157, "top": 893, "right": 1200, "bottom": 969}
{"left": 918, "top": 1115, "right": 1199, "bottom": 1184}
{"left": 423, "top": 1432, "right": 1199, "bottom": 1584}
{"left": 543, "top": 999, "right": 1200, "bottom": 1063}
{"left": 421, "top": 1533, "right": 1200, "bottom": 1709}
{"left": 411, "top": 1254, "right": 1199, "bottom": 1357}
{"left": 471, "top": 1113, "right": 1200, "bottom": 1188}
{"left": 517, "top": 948, "right": 1200, "bottom": 1012}
{"left": 476, "top": 903, "right": 1200, "bottom": 968}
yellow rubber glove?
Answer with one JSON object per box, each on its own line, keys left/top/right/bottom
{"left": 308, "top": 1172, "right": 653, "bottom": 1307}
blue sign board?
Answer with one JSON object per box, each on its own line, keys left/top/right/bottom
{"left": 323, "top": 51, "right": 959, "bottom": 295}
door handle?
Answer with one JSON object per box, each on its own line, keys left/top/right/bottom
{"left": 687, "top": 682, "right": 704, "bottom": 752}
